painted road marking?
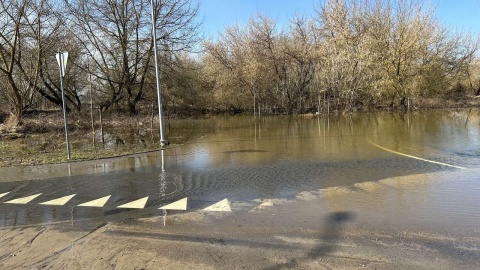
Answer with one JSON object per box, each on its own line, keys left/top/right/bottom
{"left": 4, "top": 193, "right": 43, "bottom": 204}
{"left": 77, "top": 195, "right": 111, "bottom": 207}
{"left": 0, "top": 192, "right": 9, "bottom": 199}
{"left": 202, "top": 199, "right": 232, "bottom": 212}
{"left": 368, "top": 140, "right": 469, "bottom": 170}
{"left": 117, "top": 197, "right": 149, "bottom": 209}
{"left": 159, "top": 197, "right": 188, "bottom": 210}
{"left": 39, "top": 194, "right": 76, "bottom": 206}
{"left": 249, "top": 200, "right": 278, "bottom": 213}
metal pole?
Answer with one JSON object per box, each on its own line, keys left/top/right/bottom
{"left": 89, "top": 69, "right": 96, "bottom": 152}
{"left": 150, "top": 0, "right": 169, "bottom": 147}
{"left": 58, "top": 53, "right": 71, "bottom": 160}
{"left": 151, "top": 102, "right": 154, "bottom": 130}
{"left": 99, "top": 107, "right": 104, "bottom": 146}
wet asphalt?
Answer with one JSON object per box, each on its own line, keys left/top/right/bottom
{"left": 0, "top": 150, "right": 451, "bottom": 229}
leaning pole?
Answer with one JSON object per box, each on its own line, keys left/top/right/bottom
{"left": 56, "top": 52, "right": 71, "bottom": 159}
{"left": 150, "top": 0, "right": 169, "bottom": 147}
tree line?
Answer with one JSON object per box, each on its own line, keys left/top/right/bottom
{"left": 203, "top": 0, "right": 480, "bottom": 114}
{"left": 1, "top": 0, "right": 480, "bottom": 130}
{"left": 0, "top": 0, "right": 200, "bottom": 128}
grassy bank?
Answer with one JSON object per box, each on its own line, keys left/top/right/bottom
{"left": 0, "top": 112, "right": 212, "bottom": 167}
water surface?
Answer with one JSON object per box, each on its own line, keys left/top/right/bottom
{"left": 1, "top": 109, "right": 479, "bottom": 231}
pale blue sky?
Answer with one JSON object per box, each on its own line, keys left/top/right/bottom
{"left": 199, "top": 0, "right": 480, "bottom": 39}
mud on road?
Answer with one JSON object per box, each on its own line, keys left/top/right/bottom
{"left": 1, "top": 194, "right": 479, "bottom": 270}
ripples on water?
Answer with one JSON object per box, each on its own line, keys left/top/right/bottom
{"left": 158, "top": 110, "right": 480, "bottom": 230}
{"left": 1, "top": 109, "right": 479, "bottom": 230}
{"left": 164, "top": 111, "right": 478, "bottom": 192}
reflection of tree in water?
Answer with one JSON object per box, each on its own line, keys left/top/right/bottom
{"left": 263, "top": 211, "right": 355, "bottom": 270}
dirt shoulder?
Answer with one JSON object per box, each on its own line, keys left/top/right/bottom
{"left": 0, "top": 171, "right": 479, "bottom": 269}
{"left": 1, "top": 178, "right": 479, "bottom": 270}
{"left": 1, "top": 211, "right": 478, "bottom": 270}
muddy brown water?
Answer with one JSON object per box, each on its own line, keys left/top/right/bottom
{"left": 1, "top": 109, "right": 479, "bottom": 233}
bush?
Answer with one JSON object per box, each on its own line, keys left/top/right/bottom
{"left": 444, "top": 82, "right": 466, "bottom": 101}
{"left": 0, "top": 110, "right": 7, "bottom": 124}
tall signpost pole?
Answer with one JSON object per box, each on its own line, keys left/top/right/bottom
{"left": 150, "top": 0, "right": 169, "bottom": 147}
{"left": 56, "top": 52, "right": 71, "bottom": 159}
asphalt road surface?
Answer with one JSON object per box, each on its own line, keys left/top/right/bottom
{"left": 0, "top": 151, "right": 479, "bottom": 269}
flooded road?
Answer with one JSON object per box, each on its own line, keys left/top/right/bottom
{"left": 0, "top": 109, "right": 479, "bottom": 234}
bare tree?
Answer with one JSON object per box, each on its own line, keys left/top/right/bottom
{"left": 204, "top": 25, "right": 256, "bottom": 111}
{"left": 280, "top": 16, "right": 318, "bottom": 113}
{"left": 0, "top": 0, "right": 27, "bottom": 126}
{"left": 65, "top": 0, "right": 200, "bottom": 114}
{"left": 0, "top": 0, "right": 74, "bottom": 127}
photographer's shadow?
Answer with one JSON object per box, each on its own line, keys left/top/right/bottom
{"left": 263, "top": 211, "right": 355, "bottom": 270}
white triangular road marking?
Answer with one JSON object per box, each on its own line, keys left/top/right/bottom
{"left": 39, "top": 194, "right": 76, "bottom": 206}
{"left": 117, "top": 197, "right": 149, "bottom": 209}
{"left": 4, "top": 193, "right": 42, "bottom": 204}
{"left": 0, "top": 192, "right": 9, "bottom": 199}
{"left": 77, "top": 195, "right": 111, "bottom": 207}
{"left": 159, "top": 197, "right": 188, "bottom": 210}
{"left": 202, "top": 199, "right": 231, "bottom": 212}
{"left": 249, "top": 200, "right": 278, "bottom": 213}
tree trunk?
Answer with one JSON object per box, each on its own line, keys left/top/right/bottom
{"left": 6, "top": 75, "right": 23, "bottom": 127}
{"left": 10, "top": 102, "right": 23, "bottom": 127}
{"left": 128, "top": 101, "right": 138, "bottom": 115}
{"left": 399, "top": 96, "right": 407, "bottom": 111}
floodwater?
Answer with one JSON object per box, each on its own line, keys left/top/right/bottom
{"left": 160, "top": 110, "right": 480, "bottom": 232}
{"left": 1, "top": 109, "right": 480, "bottom": 233}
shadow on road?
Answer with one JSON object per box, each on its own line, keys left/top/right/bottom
{"left": 263, "top": 211, "right": 355, "bottom": 270}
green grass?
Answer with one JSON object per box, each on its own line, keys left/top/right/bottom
{"left": 0, "top": 139, "right": 171, "bottom": 167}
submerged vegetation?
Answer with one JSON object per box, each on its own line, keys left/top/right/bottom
{"left": 0, "top": 110, "right": 218, "bottom": 166}
{"left": 1, "top": 0, "right": 480, "bottom": 165}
